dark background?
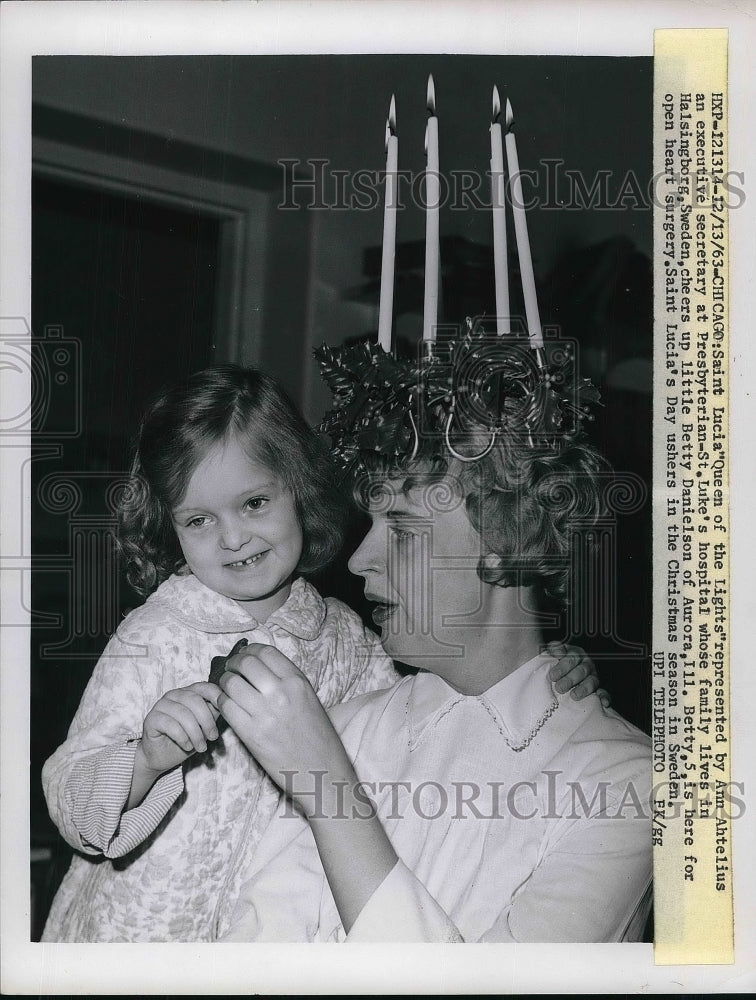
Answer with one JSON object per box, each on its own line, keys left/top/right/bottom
{"left": 31, "top": 54, "right": 653, "bottom": 939}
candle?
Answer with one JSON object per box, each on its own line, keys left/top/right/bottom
{"left": 378, "top": 95, "right": 398, "bottom": 353}
{"left": 490, "top": 86, "right": 510, "bottom": 335}
{"left": 504, "top": 98, "right": 544, "bottom": 350}
{"left": 423, "top": 74, "right": 439, "bottom": 343}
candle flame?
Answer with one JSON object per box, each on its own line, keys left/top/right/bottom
{"left": 505, "top": 97, "right": 514, "bottom": 130}
{"left": 426, "top": 73, "right": 436, "bottom": 115}
{"left": 385, "top": 95, "right": 396, "bottom": 150}
{"left": 492, "top": 85, "right": 501, "bottom": 124}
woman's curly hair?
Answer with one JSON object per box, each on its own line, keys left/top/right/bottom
{"left": 354, "top": 427, "right": 611, "bottom": 609}
{"left": 117, "top": 365, "right": 349, "bottom": 597}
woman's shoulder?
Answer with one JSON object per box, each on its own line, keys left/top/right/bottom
{"left": 327, "top": 673, "right": 410, "bottom": 731}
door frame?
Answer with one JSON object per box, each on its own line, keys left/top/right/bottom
{"left": 32, "top": 104, "right": 289, "bottom": 366}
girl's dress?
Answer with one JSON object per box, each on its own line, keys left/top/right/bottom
{"left": 223, "top": 652, "right": 652, "bottom": 942}
{"left": 41, "top": 571, "right": 397, "bottom": 941}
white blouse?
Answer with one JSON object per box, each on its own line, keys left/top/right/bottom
{"left": 224, "top": 652, "right": 652, "bottom": 943}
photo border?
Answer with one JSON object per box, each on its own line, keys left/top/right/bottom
{"left": 2, "top": 1, "right": 754, "bottom": 993}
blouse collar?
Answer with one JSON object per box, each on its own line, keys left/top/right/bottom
{"left": 406, "top": 652, "right": 560, "bottom": 753}
{"left": 148, "top": 572, "right": 327, "bottom": 639}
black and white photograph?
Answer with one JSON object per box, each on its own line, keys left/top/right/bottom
{"left": 1, "top": 1, "right": 754, "bottom": 994}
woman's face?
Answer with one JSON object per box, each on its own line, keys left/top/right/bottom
{"left": 348, "top": 475, "right": 494, "bottom": 677}
{"left": 172, "top": 435, "right": 303, "bottom": 619}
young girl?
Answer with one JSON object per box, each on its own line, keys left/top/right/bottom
{"left": 41, "top": 364, "right": 600, "bottom": 942}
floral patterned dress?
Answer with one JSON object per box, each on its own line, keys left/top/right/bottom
{"left": 41, "top": 572, "right": 397, "bottom": 941}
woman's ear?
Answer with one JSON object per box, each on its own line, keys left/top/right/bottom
{"left": 478, "top": 551, "right": 505, "bottom": 584}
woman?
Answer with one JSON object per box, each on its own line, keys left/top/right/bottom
{"left": 216, "top": 332, "right": 652, "bottom": 942}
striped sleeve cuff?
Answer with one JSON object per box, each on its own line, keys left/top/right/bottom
{"left": 66, "top": 740, "right": 185, "bottom": 858}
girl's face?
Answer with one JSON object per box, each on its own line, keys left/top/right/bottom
{"left": 172, "top": 435, "right": 303, "bottom": 619}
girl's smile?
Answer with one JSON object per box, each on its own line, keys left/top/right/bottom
{"left": 225, "top": 550, "right": 269, "bottom": 569}
{"left": 172, "top": 435, "right": 303, "bottom": 619}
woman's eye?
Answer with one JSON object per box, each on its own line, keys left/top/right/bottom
{"left": 390, "top": 526, "right": 415, "bottom": 543}
{"left": 244, "top": 496, "right": 268, "bottom": 512}
{"left": 187, "top": 516, "right": 209, "bottom": 528}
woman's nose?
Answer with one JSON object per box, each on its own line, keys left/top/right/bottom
{"left": 348, "top": 522, "right": 382, "bottom": 577}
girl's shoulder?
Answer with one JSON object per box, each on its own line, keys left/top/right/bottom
{"left": 109, "top": 594, "right": 179, "bottom": 650}
{"left": 321, "top": 593, "right": 381, "bottom": 646}
{"left": 109, "top": 574, "right": 208, "bottom": 646}
{"left": 113, "top": 572, "right": 263, "bottom": 644}
{"left": 271, "top": 578, "right": 377, "bottom": 646}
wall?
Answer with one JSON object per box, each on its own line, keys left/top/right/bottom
{"left": 33, "top": 54, "right": 652, "bottom": 422}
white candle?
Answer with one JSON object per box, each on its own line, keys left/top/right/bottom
{"left": 490, "top": 86, "right": 510, "bottom": 335}
{"left": 378, "top": 95, "right": 398, "bottom": 353}
{"left": 504, "top": 98, "right": 544, "bottom": 350}
{"left": 423, "top": 74, "right": 439, "bottom": 343}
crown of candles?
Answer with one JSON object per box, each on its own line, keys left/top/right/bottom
{"left": 378, "top": 76, "right": 543, "bottom": 354}
{"left": 316, "top": 76, "right": 599, "bottom": 476}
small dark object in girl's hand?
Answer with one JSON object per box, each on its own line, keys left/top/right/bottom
{"left": 209, "top": 637, "right": 248, "bottom": 685}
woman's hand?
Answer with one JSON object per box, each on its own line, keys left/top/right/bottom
{"left": 217, "top": 644, "right": 351, "bottom": 813}
{"left": 546, "top": 642, "right": 610, "bottom": 708}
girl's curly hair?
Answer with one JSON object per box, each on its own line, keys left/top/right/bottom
{"left": 117, "top": 365, "right": 349, "bottom": 597}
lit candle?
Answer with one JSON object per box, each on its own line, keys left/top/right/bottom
{"left": 504, "top": 98, "right": 544, "bottom": 350}
{"left": 378, "top": 95, "right": 398, "bottom": 353}
{"left": 490, "top": 86, "right": 510, "bottom": 335}
{"left": 423, "top": 74, "right": 439, "bottom": 343}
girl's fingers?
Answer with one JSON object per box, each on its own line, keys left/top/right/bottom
{"left": 188, "top": 681, "right": 225, "bottom": 706}
{"left": 597, "top": 687, "right": 611, "bottom": 708}
{"left": 554, "top": 660, "right": 590, "bottom": 693}
{"left": 547, "top": 644, "right": 579, "bottom": 681}
{"left": 549, "top": 656, "right": 576, "bottom": 683}
{"left": 147, "top": 710, "right": 197, "bottom": 755}
{"left": 158, "top": 697, "right": 211, "bottom": 752}
{"left": 569, "top": 674, "right": 599, "bottom": 701}
{"left": 183, "top": 692, "right": 221, "bottom": 742}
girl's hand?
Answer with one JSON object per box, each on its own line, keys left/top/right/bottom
{"left": 138, "top": 682, "right": 223, "bottom": 776}
{"left": 546, "top": 642, "right": 611, "bottom": 708}
{"left": 217, "top": 644, "right": 349, "bottom": 811}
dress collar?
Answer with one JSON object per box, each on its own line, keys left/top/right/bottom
{"left": 406, "top": 652, "right": 560, "bottom": 753}
{"left": 148, "top": 572, "right": 327, "bottom": 639}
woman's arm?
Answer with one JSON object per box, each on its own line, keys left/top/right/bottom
{"left": 217, "top": 643, "right": 397, "bottom": 932}
{"left": 218, "top": 643, "right": 629, "bottom": 940}
{"left": 301, "top": 759, "right": 397, "bottom": 932}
